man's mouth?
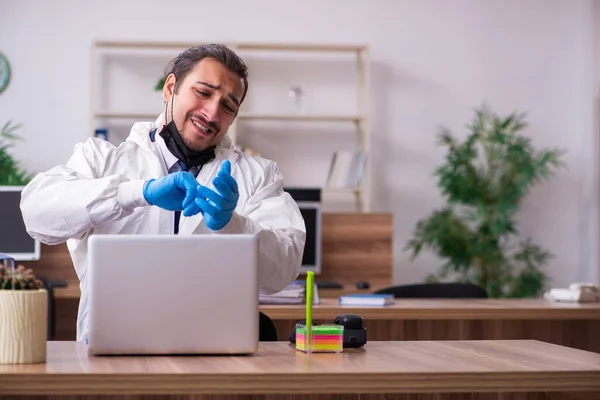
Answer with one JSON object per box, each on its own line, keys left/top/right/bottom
{"left": 191, "top": 118, "right": 215, "bottom": 136}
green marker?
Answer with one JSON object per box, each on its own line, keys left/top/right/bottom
{"left": 305, "top": 271, "right": 314, "bottom": 348}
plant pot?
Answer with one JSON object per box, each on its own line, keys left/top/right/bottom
{"left": 0, "top": 289, "right": 47, "bottom": 364}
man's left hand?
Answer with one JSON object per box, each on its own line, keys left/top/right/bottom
{"left": 192, "top": 160, "right": 239, "bottom": 231}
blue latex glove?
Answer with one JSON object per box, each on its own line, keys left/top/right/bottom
{"left": 194, "top": 160, "right": 239, "bottom": 230}
{"left": 143, "top": 171, "right": 199, "bottom": 213}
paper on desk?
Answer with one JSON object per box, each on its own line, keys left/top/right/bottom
{"left": 544, "top": 284, "right": 599, "bottom": 303}
{"left": 259, "top": 281, "right": 320, "bottom": 305}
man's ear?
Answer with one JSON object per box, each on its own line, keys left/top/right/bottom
{"left": 162, "top": 73, "right": 176, "bottom": 103}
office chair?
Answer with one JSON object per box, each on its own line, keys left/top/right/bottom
{"left": 374, "top": 282, "right": 488, "bottom": 298}
{"left": 259, "top": 311, "right": 278, "bottom": 341}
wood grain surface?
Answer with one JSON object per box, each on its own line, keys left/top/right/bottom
{"left": 4, "top": 394, "right": 600, "bottom": 400}
{"left": 262, "top": 298, "right": 600, "bottom": 320}
{"left": 49, "top": 298, "right": 600, "bottom": 355}
{"left": 275, "top": 318, "right": 600, "bottom": 352}
{"left": 265, "top": 299, "right": 600, "bottom": 352}
{"left": 316, "top": 213, "right": 393, "bottom": 288}
{"left": 1, "top": 340, "right": 600, "bottom": 397}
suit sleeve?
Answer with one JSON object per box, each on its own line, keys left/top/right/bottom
{"left": 20, "top": 138, "right": 148, "bottom": 245}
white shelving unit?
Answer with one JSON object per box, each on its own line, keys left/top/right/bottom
{"left": 90, "top": 40, "right": 371, "bottom": 211}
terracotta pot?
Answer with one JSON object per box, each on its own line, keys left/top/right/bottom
{"left": 0, "top": 289, "right": 47, "bottom": 364}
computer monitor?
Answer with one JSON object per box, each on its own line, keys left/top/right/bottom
{"left": 0, "top": 186, "right": 40, "bottom": 261}
{"left": 285, "top": 188, "right": 321, "bottom": 274}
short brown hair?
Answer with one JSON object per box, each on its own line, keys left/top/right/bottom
{"left": 163, "top": 44, "right": 249, "bottom": 105}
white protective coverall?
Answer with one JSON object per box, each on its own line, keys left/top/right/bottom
{"left": 20, "top": 114, "right": 306, "bottom": 342}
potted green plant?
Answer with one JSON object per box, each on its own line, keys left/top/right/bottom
{"left": 405, "top": 105, "right": 564, "bottom": 298}
{"left": 0, "top": 254, "right": 47, "bottom": 364}
{"left": 0, "top": 121, "right": 32, "bottom": 185}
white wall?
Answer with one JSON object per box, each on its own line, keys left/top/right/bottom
{"left": 0, "top": 0, "right": 598, "bottom": 288}
{"left": 594, "top": 0, "right": 600, "bottom": 285}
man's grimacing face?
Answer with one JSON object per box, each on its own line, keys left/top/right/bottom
{"left": 162, "top": 57, "right": 245, "bottom": 151}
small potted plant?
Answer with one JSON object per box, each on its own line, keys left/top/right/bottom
{"left": 0, "top": 253, "right": 47, "bottom": 364}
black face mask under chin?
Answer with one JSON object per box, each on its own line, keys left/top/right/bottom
{"left": 159, "top": 119, "right": 216, "bottom": 168}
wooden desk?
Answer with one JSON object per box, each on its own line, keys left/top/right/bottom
{"left": 1, "top": 340, "right": 599, "bottom": 400}
{"left": 262, "top": 298, "right": 600, "bottom": 352}
{"left": 50, "top": 296, "right": 600, "bottom": 354}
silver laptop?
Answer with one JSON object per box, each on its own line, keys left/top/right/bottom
{"left": 87, "top": 234, "right": 259, "bottom": 355}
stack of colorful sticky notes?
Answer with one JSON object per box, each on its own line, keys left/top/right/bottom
{"left": 295, "top": 324, "right": 344, "bottom": 353}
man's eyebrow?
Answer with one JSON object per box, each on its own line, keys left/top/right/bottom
{"left": 196, "top": 81, "right": 240, "bottom": 107}
{"left": 197, "top": 81, "right": 219, "bottom": 89}
{"left": 228, "top": 93, "right": 240, "bottom": 107}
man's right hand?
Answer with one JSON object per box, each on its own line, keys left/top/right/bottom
{"left": 143, "top": 172, "right": 198, "bottom": 213}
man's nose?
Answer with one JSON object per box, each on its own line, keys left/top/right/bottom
{"left": 201, "top": 99, "right": 220, "bottom": 121}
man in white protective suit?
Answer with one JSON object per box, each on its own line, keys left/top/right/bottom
{"left": 20, "top": 44, "right": 306, "bottom": 343}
